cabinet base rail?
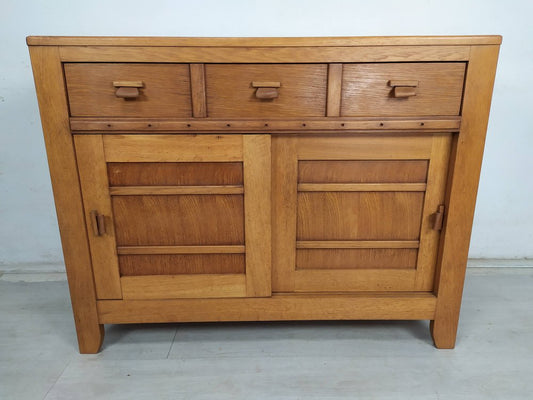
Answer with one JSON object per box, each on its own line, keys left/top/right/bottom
{"left": 97, "top": 292, "right": 437, "bottom": 324}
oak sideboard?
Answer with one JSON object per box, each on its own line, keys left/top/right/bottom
{"left": 27, "top": 35, "right": 501, "bottom": 353}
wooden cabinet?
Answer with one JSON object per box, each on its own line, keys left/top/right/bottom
{"left": 27, "top": 35, "right": 500, "bottom": 353}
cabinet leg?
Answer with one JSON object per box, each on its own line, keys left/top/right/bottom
{"left": 430, "top": 317, "right": 458, "bottom": 349}
{"left": 75, "top": 322, "right": 105, "bottom": 354}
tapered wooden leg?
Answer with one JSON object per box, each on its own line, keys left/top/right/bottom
{"left": 430, "top": 318, "right": 457, "bottom": 349}
{"left": 75, "top": 322, "right": 105, "bottom": 354}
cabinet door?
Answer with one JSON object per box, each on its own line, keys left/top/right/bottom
{"left": 74, "top": 134, "right": 270, "bottom": 300}
{"left": 272, "top": 134, "right": 451, "bottom": 292}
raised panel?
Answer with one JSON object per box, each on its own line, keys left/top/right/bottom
{"left": 296, "top": 248, "right": 418, "bottom": 270}
{"left": 119, "top": 254, "right": 245, "bottom": 275}
{"left": 298, "top": 160, "right": 428, "bottom": 183}
{"left": 108, "top": 162, "right": 243, "bottom": 186}
{"left": 112, "top": 195, "right": 244, "bottom": 246}
{"left": 297, "top": 192, "right": 425, "bottom": 241}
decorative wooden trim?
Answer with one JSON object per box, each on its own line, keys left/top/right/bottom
{"left": 117, "top": 245, "right": 246, "bottom": 255}
{"left": 74, "top": 135, "right": 123, "bottom": 299}
{"left": 297, "top": 183, "right": 427, "bottom": 192}
{"left": 190, "top": 64, "right": 207, "bottom": 118}
{"left": 121, "top": 274, "right": 247, "bottom": 299}
{"left": 430, "top": 45, "right": 501, "bottom": 349}
{"left": 243, "top": 135, "right": 272, "bottom": 297}
{"left": 70, "top": 117, "right": 461, "bottom": 133}
{"left": 97, "top": 292, "right": 437, "bottom": 324}
{"left": 28, "top": 46, "right": 104, "bottom": 354}
{"left": 58, "top": 45, "right": 471, "bottom": 63}
{"left": 28, "top": 35, "right": 502, "bottom": 47}
{"left": 108, "top": 185, "right": 244, "bottom": 195}
{"left": 326, "top": 63, "right": 343, "bottom": 117}
{"left": 102, "top": 134, "right": 243, "bottom": 162}
{"left": 296, "top": 241, "right": 420, "bottom": 249}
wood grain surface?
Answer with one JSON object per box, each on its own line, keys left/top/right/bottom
{"left": 65, "top": 63, "right": 192, "bottom": 117}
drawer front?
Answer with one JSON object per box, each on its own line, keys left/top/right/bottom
{"left": 64, "top": 63, "right": 192, "bottom": 117}
{"left": 205, "top": 64, "right": 328, "bottom": 117}
{"left": 341, "top": 63, "right": 466, "bottom": 116}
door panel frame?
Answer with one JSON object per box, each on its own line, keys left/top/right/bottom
{"left": 272, "top": 133, "right": 451, "bottom": 293}
{"left": 75, "top": 134, "right": 271, "bottom": 299}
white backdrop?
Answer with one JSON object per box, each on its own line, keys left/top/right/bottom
{"left": 1, "top": 0, "right": 532, "bottom": 269}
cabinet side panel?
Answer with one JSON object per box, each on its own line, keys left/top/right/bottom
{"left": 431, "top": 45, "right": 500, "bottom": 348}
{"left": 28, "top": 46, "right": 103, "bottom": 353}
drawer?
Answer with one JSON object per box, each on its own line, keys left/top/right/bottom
{"left": 341, "top": 63, "right": 466, "bottom": 116}
{"left": 205, "top": 64, "right": 328, "bottom": 117}
{"left": 64, "top": 63, "right": 192, "bottom": 117}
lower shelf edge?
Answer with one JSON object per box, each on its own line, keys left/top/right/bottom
{"left": 97, "top": 292, "right": 437, "bottom": 324}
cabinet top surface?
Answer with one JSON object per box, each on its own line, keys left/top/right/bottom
{"left": 26, "top": 35, "right": 502, "bottom": 47}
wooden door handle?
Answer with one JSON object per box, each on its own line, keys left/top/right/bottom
{"left": 90, "top": 210, "right": 106, "bottom": 236}
{"left": 389, "top": 80, "right": 418, "bottom": 98}
{"left": 113, "top": 81, "right": 144, "bottom": 99}
{"left": 252, "top": 81, "right": 281, "bottom": 99}
{"left": 432, "top": 205, "right": 445, "bottom": 231}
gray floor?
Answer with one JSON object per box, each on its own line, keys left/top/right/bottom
{"left": 0, "top": 268, "right": 532, "bottom": 399}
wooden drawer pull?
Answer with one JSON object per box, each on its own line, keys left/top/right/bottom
{"left": 389, "top": 80, "right": 418, "bottom": 98}
{"left": 90, "top": 210, "right": 106, "bottom": 236}
{"left": 113, "top": 81, "right": 144, "bottom": 99}
{"left": 252, "top": 81, "right": 281, "bottom": 99}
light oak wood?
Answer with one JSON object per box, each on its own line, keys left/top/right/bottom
{"left": 27, "top": 35, "right": 502, "bottom": 47}
{"left": 97, "top": 292, "right": 438, "bottom": 323}
{"left": 111, "top": 194, "right": 244, "bottom": 246}
{"left": 64, "top": 63, "right": 192, "bottom": 117}
{"left": 341, "top": 63, "right": 466, "bottom": 116}
{"left": 108, "top": 185, "right": 244, "bottom": 195}
{"left": 326, "top": 63, "right": 343, "bottom": 116}
{"left": 28, "top": 36, "right": 500, "bottom": 352}
{"left": 243, "top": 135, "right": 272, "bottom": 297}
{"left": 190, "top": 64, "right": 207, "bottom": 118}
{"left": 297, "top": 191, "right": 425, "bottom": 240}
{"left": 297, "top": 183, "right": 427, "bottom": 192}
{"left": 74, "top": 135, "right": 122, "bottom": 299}
{"left": 413, "top": 134, "right": 452, "bottom": 291}
{"left": 117, "top": 245, "right": 246, "bottom": 255}
{"left": 70, "top": 117, "right": 461, "bottom": 132}
{"left": 251, "top": 81, "right": 282, "bottom": 88}
{"left": 107, "top": 162, "right": 243, "bottom": 186}
{"left": 273, "top": 134, "right": 451, "bottom": 293}
{"left": 103, "top": 134, "right": 243, "bottom": 162}
{"left": 205, "top": 64, "right": 328, "bottom": 117}
{"left": 58, "top": 45, "right": 472, "bottom": 63}
{"left": 296, "top": 241, "right": 419, "bottom": 249}
{"left": 121, "top": 274, "right": 247, "bottom": 299}
{"left": 272, "top": 136, "right": 298, "bottom": 292}
{"left": 431, "top": 45, "right": 500, "bottom": 349}
{"left": 296, "top": 248, "right": 418, "bottom": 270}
{"left": 119, "top": 254, "right": 245, "bottom": 275}
{"left": 296, "top": 134, "right": 434, "bottom": 160}
{"left": 28, "top": 46, "right": 104, "bottom": 353}
{"left": 294, "top": 269, "right": 417, "bottom": 292}
{"left": 298, "top": 160, "right": 428, "bottom": 183}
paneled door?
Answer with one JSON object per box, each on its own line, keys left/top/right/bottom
{"left": 74, "top": 134, "right": 271, "bottom": 300}
{"left": 272, "top": 134, "right": 451, "bottom": 292}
